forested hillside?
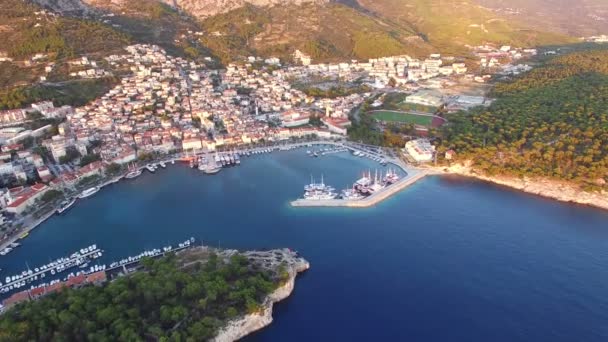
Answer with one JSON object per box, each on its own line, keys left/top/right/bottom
{"left": 440, "top": 50, "right": 608, "bottom": 190}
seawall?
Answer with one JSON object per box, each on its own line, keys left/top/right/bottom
{"left": 212, "top": 258, "right": 310, "bottom": 342}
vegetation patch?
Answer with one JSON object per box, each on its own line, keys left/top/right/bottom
{"left": 0, "top": 252, "right": 281, "bottom": 341}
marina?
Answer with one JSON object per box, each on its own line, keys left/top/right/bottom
{"left": 0, "top": 244, "right": 102, "bottom": 294}
{"left": 0, "top": 238, "right": 195, "bottom": 300}
{"left": 0, "top": 140, "right": 407, "bottom": 255}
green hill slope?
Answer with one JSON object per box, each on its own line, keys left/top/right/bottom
{"left": 198, "top": 3, "right": 435, "bottom": 63}
{"left": 356, "top": 0, "right": 575, "bottom": 54}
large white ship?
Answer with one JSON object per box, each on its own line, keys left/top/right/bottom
{"left": 78, "top": 187, "right": 100, "bottom": 199}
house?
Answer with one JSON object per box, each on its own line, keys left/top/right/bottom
{"left": 2, "top": 290, "right": 30, "bottom": 308}
{"left": 182, "top": 137, "right": 202, "bottom": 150}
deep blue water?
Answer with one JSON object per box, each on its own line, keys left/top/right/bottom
{"left": 1, "top": 149, "right": 608, "bottom": 341}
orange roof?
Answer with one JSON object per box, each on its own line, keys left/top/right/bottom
{"left": 30, "top": 287, "right": 46, "bottom": 297}
{"left": 3, "top": 291, "right": 30, "bottom": 306}
{"left": 65, "top": 274, "right": 86, "bottom": 287}
{"left": 31, "top": 183, "right": 47, "bottom": 192}
{"left": 7, "top": 195, "right": 30, "bottom": 209}
{"left": 86, "top": 271, "right": 107, "bottom": 284}
{"left": 45, "top": 282, "right": 65, "bottom": 294}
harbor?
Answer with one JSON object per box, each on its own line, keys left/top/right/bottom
{"left": 0, "top": 150, "right": 606, "bottom": 341}
{"left": 0, "top": 140, "right": 413, "bottom": 254}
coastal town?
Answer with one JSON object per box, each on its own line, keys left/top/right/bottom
{"left": 0, "top": 0, "right": 607, "bottom": 339}
{"left": 0, "top": 41, "right": 543, "bottom": 253}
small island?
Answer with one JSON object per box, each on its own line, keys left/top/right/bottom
{"left": 0, "top": 246, "right": 309, "bottom": 341}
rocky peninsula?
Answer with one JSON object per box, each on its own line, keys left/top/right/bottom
{"left": 212, "top": 249, "right": 310, "bottom": 341}
{"left": 428, "top": 162, "right": 608, "bottom": 211}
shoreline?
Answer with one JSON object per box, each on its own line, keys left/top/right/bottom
{"left": 212, "top": 257, "right": 310, "bottom": 342}
{"left": 425, "top": 164, "right": 608, "bottom": 211}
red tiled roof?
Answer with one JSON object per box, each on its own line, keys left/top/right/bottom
{"left": 30, "top": 287, "right": 46, "bottom": 297}
{"left": 45, "top": 282, "right": 65, "bottom": 294}
{"left": 86, "top": 271, "right": 107, "bottom": 284}
{"left": 65, "top": 274, "right": 86, "bottom": 287}
{"left": 7, "top": 195, "right": 29, "bottom": 209}
{"left": 31, "top": 183, "right": 47, "bottom": 192}
{"left": 2, "top": 291, "right": 30, "bottom": 306}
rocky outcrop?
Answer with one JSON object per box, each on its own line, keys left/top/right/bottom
{"left": 30, "top": 0, "right": 94, "bottom": 15}
{"left": 31, "top": 0, "right": 329, "bottom": 18}
{"left": 164, "top": 0, "right": 329, "bottom": 18}
{"left": 429, "top": 162, "right": 608, "bottom": 211}
{"left": 212, "top": 257, "right": 310, "bottom": 342}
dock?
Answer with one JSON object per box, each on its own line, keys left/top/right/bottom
{"left": 291, "top": 169, "right": 429, "bottom": 208}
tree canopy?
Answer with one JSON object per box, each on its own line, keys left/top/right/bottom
{"left": 0, "top": 253, "right": 279, "bottom": 341}
{"left": 439, "top": 49, "right": 608, "bottom": 191}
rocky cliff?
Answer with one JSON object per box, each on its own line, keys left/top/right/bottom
{"left": 212, "top": 257, "right": 310, "bottom": 342}
{"left": 429, "top": 162, "right": 608, "bottom": 211}
{"left": 165, "top": 0, "right": 329, "bottom": 18}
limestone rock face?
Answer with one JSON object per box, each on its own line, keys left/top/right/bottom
{"left": 163, "top": 0, "right": 330, "bottom": 18}
{"left": 30, "top": 0, "right": 93, "bottom": 15}
{"left": 32, "top": 0, "right": 330, "bottom": 19}
{"left": 212, "top": 258, "right": 310, "bottom": 342}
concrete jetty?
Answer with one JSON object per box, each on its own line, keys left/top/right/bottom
{"left": 291, "top": 168, "right": 430, "bottom": 208}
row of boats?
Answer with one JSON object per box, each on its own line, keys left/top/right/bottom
{"left": 109, "top": 237, "right": 194, "bottom": 268}
{"left": 0, "top": 245, "right": 102, "bottom": 293}
{"left": 0, "top": 238, "right": 196, "bottom": 296}
{"left": 192, "top": 152, "right": 240, "bottom": 174}
{"left": 352, "top": 150, "right": 388, "bottom": 166}
{"left": 125, "top": 160, "right": 175, "bottom": 179}
{"left": 307, "top": 147, "right": 348, "bottom": 158}
{"left": 301, "top": 169, "right": 401, "bottom": 201}
{"left": 0, "top": 242, "right": 20, "bottom": 256}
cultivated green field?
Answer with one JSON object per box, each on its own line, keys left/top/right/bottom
{"left": 371, "top": 110, "right": 434, "bottom": 126}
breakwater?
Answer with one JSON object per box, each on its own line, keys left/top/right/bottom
{"left": 291, "top": 169, "right": 429, "bottom": 208}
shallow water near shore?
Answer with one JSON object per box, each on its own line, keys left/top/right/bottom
{"left": 2, "top": 150, "right": 608, "bottom": 341}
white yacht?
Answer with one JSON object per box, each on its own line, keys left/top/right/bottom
{"left": 79, "top": 187, "right": 100, "bottom": 199}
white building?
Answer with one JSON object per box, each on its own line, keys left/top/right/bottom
{"left": 405, "top": 90, "right": 444, "bottom": 108}
{"left": 404, "top": 139, "right": 435, "bottom": 163}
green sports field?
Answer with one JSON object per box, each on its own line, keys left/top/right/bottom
{"left": 371, "top": 111, "right": 434, "bottom": 126}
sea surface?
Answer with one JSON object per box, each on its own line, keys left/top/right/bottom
{"left": 1, "top": 149, "right": 608, "bottom": 341}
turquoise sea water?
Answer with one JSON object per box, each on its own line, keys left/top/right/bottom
{"left": 1, "top": 149, "right": 608, "bottom": 341}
